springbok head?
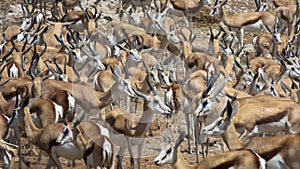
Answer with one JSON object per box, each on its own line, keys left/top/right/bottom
{"left": 201, "top": 99, "right": 239, "bottom": 137}
{"left": 56, "top": 111, "right": 85, "bottom": 145}
{"left": 210, "top": 0, "right": 228, "bottom": 17}
{"left": 194, "top": 73, "right": 226, "bottom": 117}
{"left": 8, "top": 86, "right": 30, "bottom": 128}
{"left": 154, "top": 129, "right": 186, "bottom": 165}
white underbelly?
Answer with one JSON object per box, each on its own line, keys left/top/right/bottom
{"left": 53, "top": 143, "right": 82, "bottom": 160}
{"left": 267, "top": 154, "right": 286, "bottom": 169}
{"left": 256, "top": 116, "right": 290, "bottom": 133}
{"left": 111, "top": 133, "right": 144, "bottom": 148}
{"left": 243, "top": 20, "right": 264, "bottom": 32}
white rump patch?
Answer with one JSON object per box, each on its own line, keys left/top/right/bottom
{"left": 10, "top": 64, "right": 18, "bottom": 78}
{"left": 67, "top": 92, "right": 76, "bottom": 113}
{"left": 52, "top": 101, "right": 63, "bottom": 123}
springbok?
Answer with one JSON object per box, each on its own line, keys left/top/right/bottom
{"left": 154, "top": 129, "right": 266, "bottom": 169}
{"left": 210, "top": 0, "right": 277, "bottom": 47}
{"left": 104, "top": 77, "right": 171, "bottom": 169}
{"left": 202, "top": 99, "right": 300, "bottom": 169}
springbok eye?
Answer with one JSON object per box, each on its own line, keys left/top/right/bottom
{"left": 217, "top": 120, "right": 222, "bottom": 126}
{"left": 166, "top": 149, "right": 172, "bottom": 154}
{"left": 63, "top": 128, "right": 69, "bottom": 135}
{"left": 202, "top": 100, "right": 208, "bottom": 107}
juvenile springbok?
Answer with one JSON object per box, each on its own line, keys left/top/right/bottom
{"left": 154, "top": 129, "right": 267, "bottom": 169}
{"left": 202, "top": 100, "right": 300, "bottom": 169}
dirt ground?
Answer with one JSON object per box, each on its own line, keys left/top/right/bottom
{"left": 0, "top": 0, "right": 257, "bottom": 168}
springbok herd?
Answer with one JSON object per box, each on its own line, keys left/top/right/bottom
{"left": 1, "top": 0, "right": 300, "bottom": 168}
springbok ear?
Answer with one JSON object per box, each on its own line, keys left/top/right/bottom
{"left": 221, "top": 0, "right": 228, "bottom": 6}
{"left": 111, "top": 64, "right": 122, "bottom": 82}
{"left": 19, "top": 86, "right": 30, "bottom": 109}
{"left": 280, "top": 81, "right": 292, "bottom": 95}
{"left": 63, "top": 118, "right": 67, "bottom": 126}
{"left": 72, "top": 110, "right": 85, "bottom": 128}
{"left": 258, "top": 68, "right": 268, "bottom": 84}
{"left": 163, "top": 129, "right": 172, "bottom": 144}
{"left": 175, "top": 128, "right": 186, "bottom": 148}
{"left": 232, "top": 101, "right": 239, "bottom": 116}
{"left": 210, "top": 75, "right": 226, "bottom": 100}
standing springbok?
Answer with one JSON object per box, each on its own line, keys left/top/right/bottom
{"left": 105, "top": 77, "right": 171, "bottom": 169}
{"left": 55, "top": 119, "right": 114, "bottom": 169}
{"left": 154, "top": 129, "right": 267, "bottom": 169}
{"left": 210, "top": 0, "right": 276, "bottom": 47}
{"left": 202, "top": 100, "right": 300, "bottom": 169}
{"left": 0, "top": 113, "right": 18, "bottom": 169}
{"left": 162, "top": 0, "right": 212, "bottom": 28}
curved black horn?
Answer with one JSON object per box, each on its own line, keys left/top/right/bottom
{"left": 2, "top": 47, "right": 14, "bottom": 61}
{"left": 15, "top": 87, "right": 19, "bottom": 109}
{"left": 146, "top": 76, "right": 158, "bottom": 96}
{"left": 39, "top": 42, "right": 47, "bottom": 57}
{"left": 19, "top": 86, "right": 29, "bottom": 109}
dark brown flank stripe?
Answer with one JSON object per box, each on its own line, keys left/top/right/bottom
{"left": 256, "top": 110, "right": 288, "bottom": 125}
{"left": 212, "top": 160, "right": 234, "bottom": 169}
{"left": 242, "top": 17, "right": 262, "bottom": 26}
{"left": 259, "top": 146, "right": 283, "bottom": 161}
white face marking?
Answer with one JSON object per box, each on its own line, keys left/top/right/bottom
{"left": 201, "top": 117, "right": 226, "bottom": 137}
{"left": 154, "top": 144, "right": 174, "bottom": 165}
{"left": 274, "top": 33, "right": 282, "bottom": 44}
{"left": 152, "top": 95, "right": 171, "bottom": 114}
{"left": 56, "top": 126, "right": 73, "bottom": 145}
{"left": 150, "top": 70, "right": 160, "bottom": 84}
{"left": 21, "top": 18, "right": 31, "bottom": 31}
{"left": 168, "top": 31, "right": 180, "bottom": 43}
